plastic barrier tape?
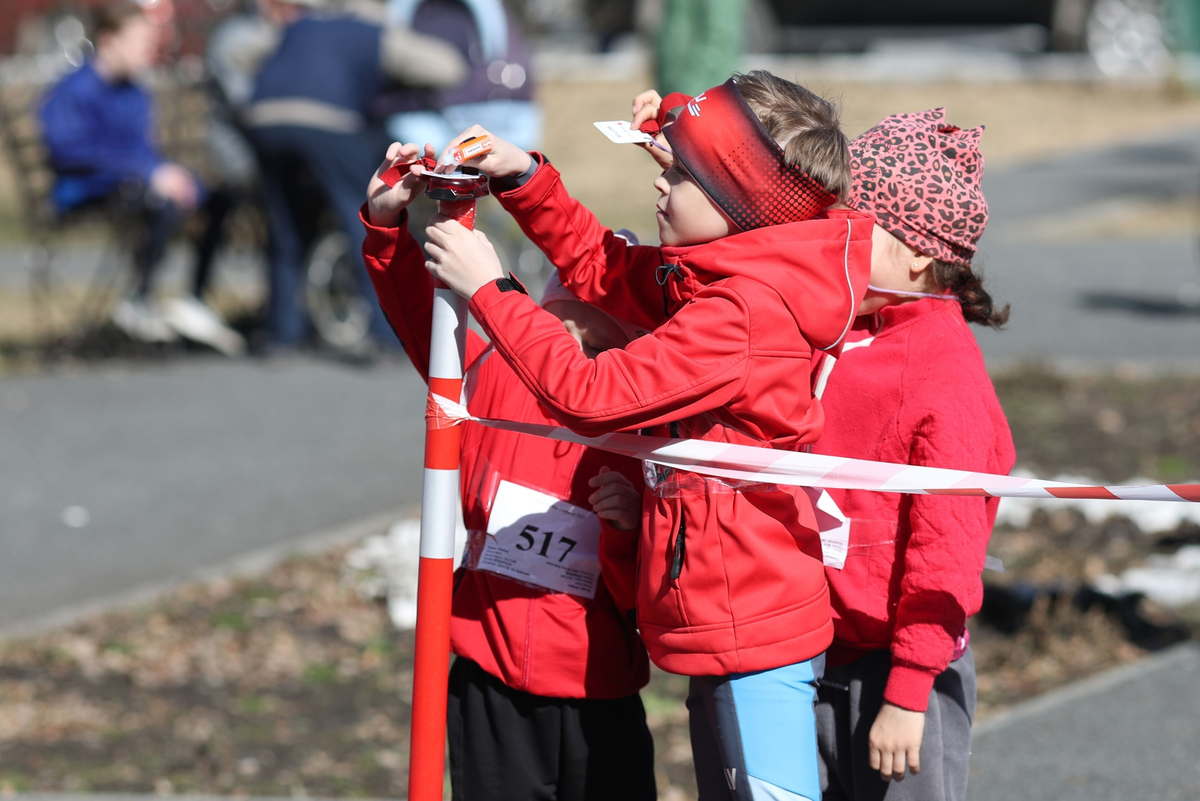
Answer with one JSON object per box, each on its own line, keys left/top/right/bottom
{"left": 427, "top": 393, "right": 1200, "bottom": 503}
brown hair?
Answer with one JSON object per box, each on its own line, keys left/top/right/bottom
{"left": 930, "top": 260, "right": 1009, "bottom": 328}
{"left": 732, "top": 70, "right": 851, "bottom": 201}
{"left": 93, "top": 0, "right": 147, "bottom": 38}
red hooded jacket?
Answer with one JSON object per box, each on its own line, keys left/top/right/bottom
{"left": 811, "top": 299, "right": 1015, "bottom": 711}
{"left": 467, "top": 158, "right": 875, "bottom": 676}
{"left": 361, "top": 206, "right": 649, "bottom": 700}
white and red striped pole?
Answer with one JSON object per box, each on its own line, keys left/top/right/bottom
{"left": 408, "top": 171, "right": 489, "bottom": 801}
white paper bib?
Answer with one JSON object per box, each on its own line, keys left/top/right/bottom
{"left": 477, "top": 480, "right": 603, "bottom": 598}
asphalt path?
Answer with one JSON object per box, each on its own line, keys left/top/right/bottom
{"left": 975, "top": 126, "right": 1200, "bottom": 365}
{"left": 0, "top": 356, "right": 427, "bottom": 635}
{"left": 970, "top": 643, "right": 1200, "bottom": 800}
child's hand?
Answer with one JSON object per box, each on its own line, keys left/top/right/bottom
{"left": 630, "top": 90, "right": 673, "bottom": 171}
{"left": 588, "top": 467, "right": 642, "bottom": 531}
{"left": 631, "top": 89, "right": 663, "bottom": 130}
{"left": 437, "top": 125, "right": 533, "bottom": 177}
{"left": 423, "top": 213, "right": 504, "bottom": 299}
{"left": 367, "top": 142, "right": 433, "bottom": 227}
{"left": 868, "top": 702, "right": 925, "bottom": 782}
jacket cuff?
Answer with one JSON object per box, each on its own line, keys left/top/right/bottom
{"left": 883, "top": 662, "right": 938, "bottom": 712}
{"left": 469, "top": 277, "right": 511, "bottom": 318}
{"left": 359, "top": 203, "right": 409, "bottom": 264}
{"left": 492, "top": 152, "right": 555, "bottom": 211}
{"left": 490, "top": 153, "right": 541, "bottom": 193}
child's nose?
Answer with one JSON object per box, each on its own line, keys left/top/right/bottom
{"left": 653, "top": 174, "right": 670, "bottom": 195}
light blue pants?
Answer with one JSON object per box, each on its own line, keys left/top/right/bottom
{"left": 688, "top": 657, "right": 824, "bottom": 801}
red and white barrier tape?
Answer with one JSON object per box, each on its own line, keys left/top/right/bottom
{"left": 428, "top": 393, "right": 1200, "bottom": 502}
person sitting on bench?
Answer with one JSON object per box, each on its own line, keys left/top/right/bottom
{"left": 40, "top": 0, "right": 244, "bottom": 355}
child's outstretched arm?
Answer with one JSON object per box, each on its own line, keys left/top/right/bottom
{"left": 424, "top": 220, "right": 761, "bottom": 435}
{"left": 438, "top": 126, "right": 671, "bottom": 330}
{"left": 362, "top": 142, "right": 489, "bottom": 381}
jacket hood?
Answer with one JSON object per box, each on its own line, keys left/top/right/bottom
{"left": 659, "top": 208, "right": 875, "bottom": 353}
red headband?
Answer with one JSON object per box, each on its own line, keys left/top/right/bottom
{"left": 656, "top": 79, "right": 839, "bottom": 231}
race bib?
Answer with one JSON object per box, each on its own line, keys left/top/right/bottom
{"left": 477, "top": 480, "right": 603, "bottom": 598}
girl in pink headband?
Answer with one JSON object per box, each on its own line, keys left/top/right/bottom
{"left": 809, "top": 108, "right": 1014, "bottom": 801}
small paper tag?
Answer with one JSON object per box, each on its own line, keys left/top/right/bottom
{"left": 593, "top": 120, "right": 655, "bottom": 145}
{"left": 803, "top": 487, "right": 850, "bottom": 569}
{"left": 984, "top": 554, "right": 1006, "bottom": 573}
{"left": 478, "top": 480, "right": 603, "bottom": 598}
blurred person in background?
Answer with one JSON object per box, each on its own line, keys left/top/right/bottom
{"left": 243, "top": 0, "right": 467, "bottom": 353}
{"left": 655, "top": 0, "right": 743, "bottom": 96}
{"left": 382, "top": 0, "right": 540, "bottom": 160}
{"left": 585, "top": 0, "right": 636, "bottom": 52}
{"left": 40, "top": 0, "right": 245, "bottom": 355}
{"left": 205, "top": 0, "right": 282, "bottom": 194}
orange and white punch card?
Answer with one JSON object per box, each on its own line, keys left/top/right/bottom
{"left": 441, "top": 134, "right": 494, "bottom": 166}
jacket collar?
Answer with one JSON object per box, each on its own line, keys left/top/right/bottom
{"left": 656, "top": 208, "right": 876, "bottom": 353}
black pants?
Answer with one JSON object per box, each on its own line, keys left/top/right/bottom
{"left": 447, "top": 657, "right": 657, "bottom": 801}
{"left": 247, "top": 125, "right": 396, "bottom": 346}
{"left": 110, "top": 180, "right": 233, "bottom": 299}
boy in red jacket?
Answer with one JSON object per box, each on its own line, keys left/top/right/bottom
{"left": 362, "top": 143, "right": 655, "bottom": 800}
{"left": 423, "top": 71, "right": 874, "bottom": 801}
{"left": 809, "top": 110, "right": 1015, "bottom": 801}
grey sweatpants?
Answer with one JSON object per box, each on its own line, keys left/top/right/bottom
{"left": 815, "top": 647, "right": 976, "bottom": 801}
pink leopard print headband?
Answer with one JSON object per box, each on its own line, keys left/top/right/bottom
{"left": 849, "top": 108, "right": 988, "bottom": 267}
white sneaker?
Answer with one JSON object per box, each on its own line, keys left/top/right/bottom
{"left": 162, "top": 296, "right": 247, "bottom": 357}
{"left": 112, "top": 298, "right": 179, "bottom": 343}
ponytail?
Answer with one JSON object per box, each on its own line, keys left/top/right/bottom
{"left": 930, "top": 260, "right": 1009, "bottom": 329}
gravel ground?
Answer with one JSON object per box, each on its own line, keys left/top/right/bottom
{"left": 2, "top": 366, "right": 1199, "bottom": 799}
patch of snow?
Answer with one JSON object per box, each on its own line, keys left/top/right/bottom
{"left": 1094, "top": 546, "right": 1200, "bottom": 607}
{"left": 343, "top": 512, "right": 469, "bottom": 630}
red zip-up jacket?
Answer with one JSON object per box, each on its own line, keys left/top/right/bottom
{"left": 361, "top": 206, "right": 649, "bottom": 699}
{"left": 468, "top": 158, "right": 875, "bottom": 676}
{"left": 811, "top": 298, "right": 1015, "bottom": 711}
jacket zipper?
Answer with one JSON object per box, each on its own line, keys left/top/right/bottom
{"left": 657, "top": 261, "right": 682, "bottom": 316}
{"left": 670, "top": 513, "right": 686, "bottom": 580}
{"left": 668, "top": 421, "right": 686, "bottom": 581}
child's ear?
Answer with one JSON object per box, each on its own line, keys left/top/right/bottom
{"left": 909, "top": 252, "right": 938, "bottom": 292}
{"left": 909, "top": 253, "right": 934, "bottom": 278}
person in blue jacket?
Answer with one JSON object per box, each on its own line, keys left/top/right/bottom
{"left": 40, "top": 0, "right": 244, "bottom": 354}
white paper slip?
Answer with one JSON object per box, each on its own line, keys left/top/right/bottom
{"left": 478, "top": 480, "right": 603, "bottom": 598}
{"left": 593, "top": 120, "right": 656, "bottom": 145}
{"left": 804, "top": 487, "right": 850, "bottom": 569}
